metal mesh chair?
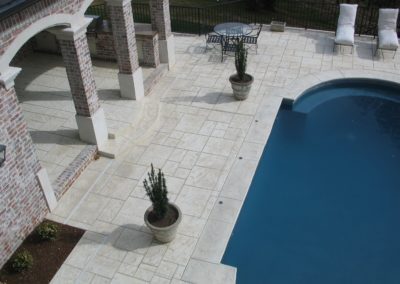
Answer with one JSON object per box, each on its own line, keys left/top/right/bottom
{"left": 205, "top": 32, "right": 223, "bottom": 53}
{"left": 218, "top": 36, "right": 237, "bottom": 62}
{"left": 242, "top": 24, "right": 262, "bottom": 53}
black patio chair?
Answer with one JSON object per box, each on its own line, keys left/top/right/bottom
{"left": 220, "top": 36, "right": 239, "bottom": 62}
{"left": 242, "top": 24, "right": 263, "bottom": 53}
{"left": 205, "top": 32, "right": 223, "bottom": 53}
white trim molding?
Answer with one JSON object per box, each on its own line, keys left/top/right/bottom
{"left": 0, "top": 67, "right": 22, "bottom": 90}
{"left": 36, "top": 168, "right": 58, "bottom": 211}
{"left": 49, "top": 17, "right": 93, "bottom": 40}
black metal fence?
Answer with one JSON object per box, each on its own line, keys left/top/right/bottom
{"left": 86, "top": 3, "right": 108, "bottom": 20}
{"left": 86, "top": 0, "right": 399, "bottom": 36}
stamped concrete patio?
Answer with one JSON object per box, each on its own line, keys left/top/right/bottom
{"left": 15, "top": 53, "right": 155, "bottom": 184}
{"left": 47, "top": 27, "right": 400, "bottom": 283}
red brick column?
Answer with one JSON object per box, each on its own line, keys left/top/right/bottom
{"left": 0, "top": 67, "right": 55, "bottom": 267}
{"left": 149, "top": 0, "right": 175, "bottom": 68}
{"left": 51, "top": 19, "right": 108, "bottom": 147}
{"left": 55, "top": 25, "right": 100, "bottom": 117}
{"left": 137, "top": 32, "right": 160, "bottom": 68}
{"left": 107, "top": 0, "right": 145, "bottom": 100}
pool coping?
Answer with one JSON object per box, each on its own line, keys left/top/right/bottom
{"left": 184, "top": 69, "right": 400, "bottom": 283}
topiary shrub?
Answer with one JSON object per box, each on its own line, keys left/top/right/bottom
{"left": 234, "top": 38, "right": 248, "bottom": 81}
{"left": 10, "top": 250, "right": 33, "bottom": 273}
{"left": 36, "top": 222, "right": 59, "bottom": 241}
{"left": 143, "top": 164, "right": 169, "bottom": 220}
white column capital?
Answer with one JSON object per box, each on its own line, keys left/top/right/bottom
{"left": 49, "top": 17, "right": 93, "bottom": 40}
{"left": 0, "top": 67, "right": 22, "bottom": 90}
{"left": 106, "top": 0, "right": 131, "bottom": 7}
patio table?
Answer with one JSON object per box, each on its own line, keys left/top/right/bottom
{"left": 214, "top": 22, "right": 253, "bottom": 37}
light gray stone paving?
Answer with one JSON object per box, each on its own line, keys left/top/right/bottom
{"left": 48, "top": 28, "right": 400, "bottom": 283}
{"left": 182, "top": 259, "right": 236, "bottom": 284}
{"left": 15, "top": 53, "right": 155, "bottom": 185}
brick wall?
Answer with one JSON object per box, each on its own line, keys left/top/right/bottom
{"left": 0, "top": 84, "right": 48, "bottom": 268}
{"left": 107, "top": 1, "right": 140, "bottom": 74}
{"left": 137, "top": 32, "right": 160, "bottom": 68}
{"left": 0, "top": 0, "right": 169, "bottom": 269}
{"left": 0, "top": 0, "right": 90, "bottom": 269}
{"left": 150, "top": 0, "right": 172, "bottom": 40}
{"left": 89, "top": 32, "right": 117, "bottom": 61}
{"left": 0, "top": 0, "right": 87, "bottom": 57}
{"left": 58, "top": 32, "right": 100, "bottom": 118}
{"left": 54, "top": 145, "right": 97, "bottom": 199}
{"left": 88, "top": 30, "right": 159, "bottom": 66}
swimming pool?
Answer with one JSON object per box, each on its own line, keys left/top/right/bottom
{"left": 222, "top": 79, "right": 400, "bottom": 284}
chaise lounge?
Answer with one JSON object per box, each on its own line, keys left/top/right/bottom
{"left": 334, "top": 4, "right": 358, "bottom": 54}
{"left": 375, "top": 8, "right": 399, "bottom": 58}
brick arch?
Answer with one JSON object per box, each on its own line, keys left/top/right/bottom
{"left": 0, "top": 14, "right": 74, "bottom": 72}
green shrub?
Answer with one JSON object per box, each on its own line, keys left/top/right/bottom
{"left": 234, "top": 38, "right": 248, "bottom": 81}
{"left": 143, "top": 164, "right": 169, "bottom": 220}
{"left": 10, "top": 250, "right": 33, "bottom": 273}
{"left": 36, "top": 222, "right": 59, "bottom": 241}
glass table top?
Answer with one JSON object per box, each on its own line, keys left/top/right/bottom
{"left": 214, "top": 22, "right": 253, "bottom": 36}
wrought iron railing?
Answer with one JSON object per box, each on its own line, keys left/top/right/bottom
{"left": 86, "top": 3, "right": 108, "bottom": 20}
{"left": 132, "top": 2, "right": 151, "bottom": 23}
{"left": 85, "top": 0, "right": 400, "bottom": 36}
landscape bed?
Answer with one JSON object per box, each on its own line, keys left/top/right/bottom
{"left": 0, "top": 220, "right": 84, "bottom": 284}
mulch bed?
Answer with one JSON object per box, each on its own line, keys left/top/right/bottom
{"left": 0, "top": 220, "right": 85, "bottom": 284}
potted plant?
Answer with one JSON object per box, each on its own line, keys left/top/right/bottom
{"left": 143, "top": 164, "right": 182, "bottom": 243}
{"left": 229, "top": 38, "right": 254, "bottom": 100}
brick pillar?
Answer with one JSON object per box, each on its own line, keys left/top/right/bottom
{"left": 150, "top": 0, "right": 175, "bottom": 69}
{"left": 51, "top": 19, "right": 108, "bottom": 147}
{"left": 137, "top": 32, "right": 160, "bottom": 68}
{"left": 0, "top": 66, "right": 56, "bottom": 267}
{"left": 106, "top": 0, "right": 145, "bottom": 100}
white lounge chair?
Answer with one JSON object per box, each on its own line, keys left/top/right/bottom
{"left": 334, "top": 4, "right": 358, "bottom": 53}
{"left": 375, "top": 8, "right": 399, "bottom": 58}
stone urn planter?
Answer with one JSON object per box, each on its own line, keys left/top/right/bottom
{"left": 144, "top": 203, "right": 182, "bottom": 243}
{"left": 230, "top": 38, "right": 253, "bottom": 100}
{"left": 143, "top": 164, "right": 182, "bottom": 243}
{"left": 229, "top": 74, "right": 254, "bottom": 100}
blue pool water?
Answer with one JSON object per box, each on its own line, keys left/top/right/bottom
{"left": 222, "top": 80, "right": 400, "bottom": 284}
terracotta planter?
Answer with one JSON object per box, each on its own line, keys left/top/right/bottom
{"left": 144, "top": 203, "right": 182, "bottom": 243}
{"left": 229, "top": 74, "right": 254, "bottom": 100}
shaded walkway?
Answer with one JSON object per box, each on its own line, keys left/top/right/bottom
{"left": 14, "top": 52, "right": 155, "bottom": 183}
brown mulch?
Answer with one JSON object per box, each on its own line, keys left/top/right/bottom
{"left": 0, "top": 220, "right": 85, "bottom": 284}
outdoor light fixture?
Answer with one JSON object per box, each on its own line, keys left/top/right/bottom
{"left": 0, "top": 145, "right": 6, "bottom": 167}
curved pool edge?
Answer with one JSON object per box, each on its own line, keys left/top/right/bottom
{"left": 189, "top": 69, "right": 400, "bottom": 283}
{"left": 292, "top": 78, "right": 400, "bottom": 113}
{"left": 280, "top": 70, "right": 400, "bottom": 102}
{"left": 221, "top": 70, "right": 400, "bottom": 283}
